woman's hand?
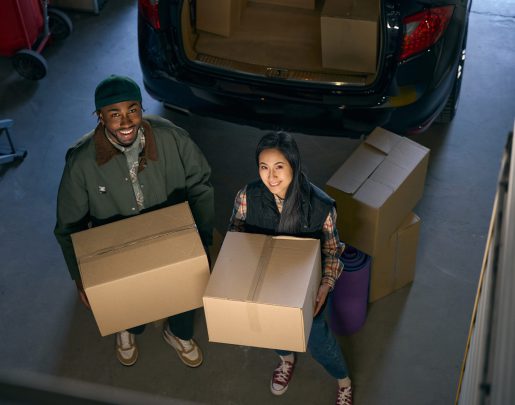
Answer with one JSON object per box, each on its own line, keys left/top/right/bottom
{"left": 75, "top": 279, "right": 91, "bottom": 309}
{"left": 314, "top": 283, "right": 331, "bottom": 316}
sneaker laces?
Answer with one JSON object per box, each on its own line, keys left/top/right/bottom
{"left": 336, "top": 386, "right": 352, "bottom": 405}
{"left": 119, "top": 331, "right": 132, "bottom": 349}
{"left": 273, "top": 361, "right": 294, "bottom": 384}
{"left": 178, "top": 337, "right": 193, "bottom": 352}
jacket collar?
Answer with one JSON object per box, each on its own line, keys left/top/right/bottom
{"left": 256, "top": 177, "right": 312, "bottom": 221}
{"left": 94, "top": 119, "right": 158, "bottom": 167}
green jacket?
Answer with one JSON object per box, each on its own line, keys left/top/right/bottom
{"left": 54, "top": 115, "right": 214, "bottom": 280}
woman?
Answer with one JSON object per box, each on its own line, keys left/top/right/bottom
{"left": 228, "top": 131, "right": 353, "bottom": 405}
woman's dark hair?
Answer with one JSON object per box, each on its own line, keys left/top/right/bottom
{"left": 255, "top": 131, "right": 307, "bottom": 234}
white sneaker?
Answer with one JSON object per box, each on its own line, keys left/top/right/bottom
{"left": 115, "top": 330, "right": 138, "bottom": 366}
{"left": 162, "top": 324, "right": 203, "bottom": 367}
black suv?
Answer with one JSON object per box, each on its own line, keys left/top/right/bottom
{"left": 138, "top": 0, "right": 471, "bottom": 137}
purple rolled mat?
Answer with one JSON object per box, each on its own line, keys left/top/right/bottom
{"left": 329, "top": 246, "right": 371, "bottom": 336}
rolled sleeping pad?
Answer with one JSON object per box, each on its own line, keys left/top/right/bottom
{"left": 329, "top": 245, "right": 370, "bottom": 335}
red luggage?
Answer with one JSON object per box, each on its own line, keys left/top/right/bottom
{"left": 0, "top": 0, "right": 44, "bottom": 57}
{"left": 0, "top": 0, "right": 72, "bottom": 80}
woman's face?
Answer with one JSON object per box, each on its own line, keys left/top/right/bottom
{"left": 258, "top": 148, "right": 293, "bottom": 199}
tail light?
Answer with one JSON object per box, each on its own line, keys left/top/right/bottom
{"left": 139, "top": 0, "right": 160, "bottom": 30}
{"left": 399, "top": 6, "right": 454, "bottom": 61}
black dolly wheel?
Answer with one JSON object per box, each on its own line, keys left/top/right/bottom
{"left": 12, "top": 49, "right": 48, "bottom": 80}
{"left": 48, "top": 7, "right": 73, "bottom": 41}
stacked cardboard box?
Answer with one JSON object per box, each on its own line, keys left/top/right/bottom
{"left": 326, "top": 127, "right": 429, "bottom": 302}
{"left": 197, "top": 0, "right": 248, "bottom": 37}
{"left": 321, "top": 0, "right": 379, "bottom": 73}
{"left": 203, "top": 232, "right": 321, "bottom": 352}
{"left": 369, "top": 212, "right": 421, "bottom": 301}
{"left": 71, "top": 203, "right": 210, "bottom": 336}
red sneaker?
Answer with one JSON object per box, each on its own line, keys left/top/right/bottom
{"left": 270, "top": 356, "right": 296, "bottom": 396}
{"left": 336, "top": 385, "right": 353, "bottom": 405}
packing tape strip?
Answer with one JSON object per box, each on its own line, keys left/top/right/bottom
{"left": 247, "top": 236, "right": 274, "bottom": 301}
{"left": 245, "top": 236, "right": 274, "bottom": 335}
{"left": 79, "top": 224, "right": 197, "bottom": 263}
{"left": 246, "top": 302, "right": 262, "bottom": 333}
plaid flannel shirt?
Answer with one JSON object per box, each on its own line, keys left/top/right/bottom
{"left": 228, "top": 186, "right": 345, "bottom": 289}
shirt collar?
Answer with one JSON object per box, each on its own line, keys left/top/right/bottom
{"left": 104, "top": 126, "right": 145, "bottom": 155}
{"left": 93, "top": 119, "right": 158, "bottom": 166}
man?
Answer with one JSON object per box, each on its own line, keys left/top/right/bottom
{"left": 54, "top": 75, "right": 214, "bottom": 367}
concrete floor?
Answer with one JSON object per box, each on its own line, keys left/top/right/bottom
{"left": 1, "top": 0, "right": 514, "bottom": 404}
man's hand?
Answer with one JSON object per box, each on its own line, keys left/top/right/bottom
{"left": 314, "top": 283, "right": 331, "bottom": 316}
{"left": 75, "top": 279, "right": 91, "bottom": 309}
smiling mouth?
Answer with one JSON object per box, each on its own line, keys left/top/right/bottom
{"left": 118, "top": 128, "right": 134, "bottom": 136}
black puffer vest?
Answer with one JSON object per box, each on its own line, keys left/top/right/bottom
{"left": 245, "top": 179, "right": 335, "bottom": 239}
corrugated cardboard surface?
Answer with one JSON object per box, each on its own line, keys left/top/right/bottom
{"left": 71, "top": 203, "right": 210, "bottom": 336}
{"left": 195, "top": 2, "right": 322, "bottom": 72}
{"left": 394, "top": 212, "right": 420, "bottom": 289}
{"left": 326, "top": 127, "right": 429, "bottom": 256}
{"left": 321, "top": 0, "right": 379, "bottom": 72}
{"left": 250, "top": 0, "right": 314, "bottom": 10}
{"left": 368, "top": 236, "right": 396, "bottom": 303}
{"left": 369, "top": 212, "right": 421, "bottom": 302}
{"left": 250, "top": 0, "right": 315, "bottom": 10}
{"left": 197, "top": 0, "right": 247, "bottom": 37}
{"left": 203, "top": 232, "right": 321, "bottom": 352}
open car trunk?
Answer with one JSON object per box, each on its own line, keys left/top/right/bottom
{"left": 180, "top": 0, "right": 382, "bottom": 86}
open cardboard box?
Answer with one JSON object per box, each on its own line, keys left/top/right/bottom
{"left": 326, "top": 127, "right": 429, "bottom": 256}
{"left": 203, "top": 232, "right": 321, "bottom": 352}
{"left": 71, "top": 203, "right": 210, "bottom": 336}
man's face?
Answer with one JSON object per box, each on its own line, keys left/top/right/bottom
{"left": 98, "top": 100, "right": 143, "bottom": 146}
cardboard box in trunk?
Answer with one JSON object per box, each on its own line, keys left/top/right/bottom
{"left": 369, "top": 212, "right": 421, "bottom": 302}
{"left": 326, "top": 127, "right": 429, "bottom": 256}
{"left": 203, "top": 232, "right": 321, "bottom": 352}
{"left": 71, "top": 203, "right": 210, "bottom": 336}
{"left": 197, "top": 0, "right": 247, "bottom": 37}
{"left": 321, "top": 0, "right": 379, "bottom": 73}
{"left": 250, "top": 0, "right": 315, "bottom": 10}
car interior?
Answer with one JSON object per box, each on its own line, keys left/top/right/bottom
{"left": 180, "top": 0, "right": 380, "bottom": 85}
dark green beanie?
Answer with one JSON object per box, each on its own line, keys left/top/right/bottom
{"left": 94, "top": 75, "right": 142, "bottom": 110}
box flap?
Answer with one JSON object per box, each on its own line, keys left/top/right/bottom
{"left": 365, "top": 127, "right": 403, "bottom": 154}
{"left": 326, "top": 143, "right": 385, "bottom": 194}
{"left": 369, "top": 159, "right": 411, "bottom": 191}
{"left": 327, "top": 127, "right": 429, "bottom": 198}
{"left": 205, "top": 232, "right": 320, "bottom": 308}
{"left": 204, "top": 232, "right": 267, "bottom": 301}
{"left": 398, "top": 211, "right": 421, "bottom": 232}
{"left": 353, "top": 178, "right": 394, "bottom": 208}
{"left": 80, "top": 228, "right": 205, "bottom": 287}
{"left": 72, "top": 203, "right": 194, "bottom": 260}
{"left": 255, "top": 237, "right": 319, "bottom": 307}
{"left": 387, "top": 138, "right": 430, "bottom": 171}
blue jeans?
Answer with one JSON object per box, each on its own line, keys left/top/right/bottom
{"left": 128, "top": 309, "right": 196, "bottom": 340}
{"left": 276, "top": 301, "right": 348, "bottom": 379}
